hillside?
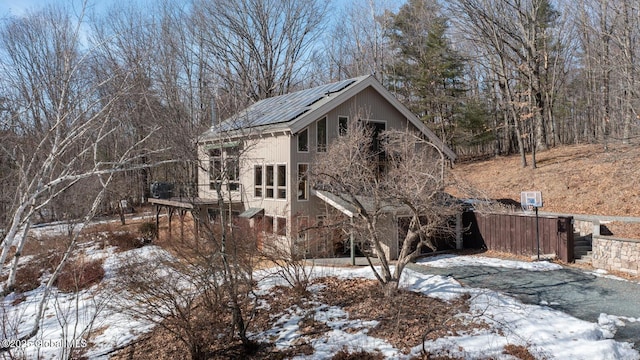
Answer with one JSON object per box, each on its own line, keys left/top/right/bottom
{"left": 450, "top": 143, "right": 640, "bottom": 236}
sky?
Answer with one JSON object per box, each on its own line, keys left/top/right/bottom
{"left": 1, "top": 0, "right": 66, "bottom": 17}
{"left": 0, "top": 0, "right": 40, "bottom": 16}
{"left": 0, "top": 0, "right": 379, "bottom": 21}
{"left": 0, "top": 0, "right": 140, "bottom": 19}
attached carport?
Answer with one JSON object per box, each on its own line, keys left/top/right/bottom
{"left": 312, "top": 189, "right": 412, "bottom": 263}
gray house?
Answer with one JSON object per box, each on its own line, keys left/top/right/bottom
{"left": 197, "top": 75, "right": 456, "bottom": 259}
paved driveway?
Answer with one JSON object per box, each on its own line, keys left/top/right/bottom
{"left": 407, "top": 262, "right": 640, "bottom": 350}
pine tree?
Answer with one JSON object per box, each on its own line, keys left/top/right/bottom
{"left": 387, "top": 0, "right": 466, "bottom": 142}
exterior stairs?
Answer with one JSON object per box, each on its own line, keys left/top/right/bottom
{"left": 573, "top": 232, "right": 593, "bottom": 264}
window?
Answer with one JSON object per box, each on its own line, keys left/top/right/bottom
{"left": 209, "top": 147, "right": 240, "bottom": 191}
{"left": 254, "top": 165, "right": 263, "bottom": 197}
{"left": 263, "top": 215, "right": 274, "bottom": 233}
{"left": 316, "top": 117, "right": 327, "bottom": 152}
{"left": 209, "top": 148, "right": 222, "bottom": 190}
{"left": 265, "top": 165, "right": 274, "bottom": 198}
{"left": 277, "top": 164, "right": 287, "bottom": 199}
{"left": 297, "top": 216, "right": 309, "bottom": 242}
{"left": 277, "top": 217, "right": 287, "bottom": 236}
{"left": 338, "top": 116, "right": 348, "bottom": 136}
{"left": 297, "top": 163, "right": 308, "bottom": 201}
{"left": 297, "top": 128, "right": 308, "bottom": 152}
{"left": 226, "top": 157, "right": 240, "bottom": 191}
{"left": 365, "top": 121, "right": 387, "bottom": 176}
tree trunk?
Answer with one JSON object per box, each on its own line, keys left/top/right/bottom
{"left": 382, "top": 279, "right": 399, "bottom": 297}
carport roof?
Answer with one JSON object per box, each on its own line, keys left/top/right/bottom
{"left": 312, "top": 189, "right": 411, "bottom": 218}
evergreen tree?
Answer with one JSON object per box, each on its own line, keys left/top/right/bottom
{"left": 387, "top": 0, "right": 466, "bottom": 142}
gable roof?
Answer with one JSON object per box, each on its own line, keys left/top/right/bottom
{"left": 201, "top": 75, "right": 456, "bottom": 160}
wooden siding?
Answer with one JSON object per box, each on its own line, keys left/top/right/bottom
{"left": 198, "top": 84, "right": 423, "bottom": 242}
{"left": 463, "top": 211, "right": 574, "bottom": 263}
{"left": 289, "top": 85, "right": 419, "bottom": 219}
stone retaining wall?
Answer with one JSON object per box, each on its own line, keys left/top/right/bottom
{"left": 592, "top": 236, "right": 640, "bottom": 276}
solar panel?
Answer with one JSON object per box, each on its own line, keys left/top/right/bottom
{"left": 214, "top": 77, "right": 360, "bottom": 133}
{"left": 325, "top": 79, "right": 356, "bottom": 94}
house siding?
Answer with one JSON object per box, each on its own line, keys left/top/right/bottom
{"left": 198, "top": 84, "right": 428, "bottom": 259}
{"left": 198, "top": 134, "right": 292, "bottom": 235}
{"left": 288, "top": 86, "right": 421, "bottom": 259}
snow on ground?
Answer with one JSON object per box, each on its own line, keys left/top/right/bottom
{"left": 252, "top": 259, "right": 639, "bottom": 360}
{"left": 1, "top": 245, "right": 167, "bottom": 359}
{"left": 415, "top": 254, "right": 564, "bottom": 271}
{"left": 2, "top": 229, "right": 639, "bottom": 360}
{"left": 590, "top": 268, "right": 639, "bottom": 283}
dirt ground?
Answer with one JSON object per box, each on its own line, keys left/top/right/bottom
{"left": 109, "top": 275, "right": 514, "bottom": 360}
{"left": 449, "top": 143, "right": 640, "bottom": 237}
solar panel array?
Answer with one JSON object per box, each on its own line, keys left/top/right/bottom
{"left": 213, "top": 78, "right": 357, "bottom": 133}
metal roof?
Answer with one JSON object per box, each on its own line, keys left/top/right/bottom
{"left": 239, "top": 207, "right": 264, "bottom": 219}
{"left": 206, "top": 77, "right": 360, "bottom": 135}
{"left": 199, "top": 75, "right": 457, "bottom": 161}
{"left": 312, "top": 189, "right": 411, "bottom": 217}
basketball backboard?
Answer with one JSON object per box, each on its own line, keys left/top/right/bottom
{"left": 520, "top": 191, "right": 543, "bottom": 209}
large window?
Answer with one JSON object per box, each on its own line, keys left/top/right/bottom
{"left": 254, "top": 165, "right": 263, "bottom": 197}
{"left": 316, "top": 117, "right": 327, "bottom": 152}
{"left": 297, "top": 128, "right": 308, "bottom": 152}
{"left": 209, "top": 147, "right": 241, "bottom": 191}
{"left": 297, "top": 163, "right": 308, "bottom": 201}
{"left": 264, "top": 164, "right": 287, "bottom": 199}
{"left": 265, "top": 165, "right": 274, "bottom": 198}
{"left": 366, "top": 121, "right": 387, "bottom": 175}
{"left": 277, "top": 164, "right": 287, "bottom": 199}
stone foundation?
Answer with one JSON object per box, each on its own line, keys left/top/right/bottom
{"left": 592, "top": 236, "right": 640, "bottom": 276}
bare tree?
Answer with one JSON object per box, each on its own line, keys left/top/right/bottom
{"left": 449, "top": 0, "right": 566, "bottom": 167}
{"left": 311, "top": 119, "right": 459, "bottom": 296}
{"left": 193, "top": 0, "right": 329, "bottom": 102}
{"left": 114, "top": 147, "right": 263, "bottom": 358}
{"left": 0, "top": 2, "right": 164, "bottom": 349}
{"left": 324, "top": 0, "right": 396, "bottom": 83}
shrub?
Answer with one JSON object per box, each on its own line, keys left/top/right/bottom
{"left": 10, "top": 249, "right": 62, "bottom": 294}
{"left": 109, "top": 232, "right": 144, "bottom": 251}
{"left": 55, "top": 258, "right": 105, "bottom": 293}
{"left": 138, "top": 222, "right": 157, "bottom": 244}
{"left": 331, "top": 348, "right": 384, "bottom": 360}
{"left": 13, "top": 264, "right": 43, "bottom": 294}
{"left": 503, "top": 344, "right": 535, "bottom": 360}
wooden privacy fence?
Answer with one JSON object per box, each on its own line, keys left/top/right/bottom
{"left": 462, "top": 211, "right": 575, "bottom": 263}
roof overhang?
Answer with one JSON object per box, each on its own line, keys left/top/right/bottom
{"left": 313, "top": 189, "right": 356, "bottom": 217}
{"left": 239, "top": 207, "right": 264, "bottom": 219}
{"left": 312, "top": 189, "right": 412, "bottom": 218}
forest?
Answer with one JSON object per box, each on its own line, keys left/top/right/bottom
{"left": 0, "top": 0, "right": 639, "bottom": 224}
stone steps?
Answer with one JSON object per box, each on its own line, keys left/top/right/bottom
{"left": 573, "top": 232, "right": 593, "bottom": 264}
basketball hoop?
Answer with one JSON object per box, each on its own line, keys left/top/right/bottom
{"left": 520, "top": 191, "right": 544, "bottom": 261}
{"left": 520, "top": 191, "right": 543, "bottom": 214}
